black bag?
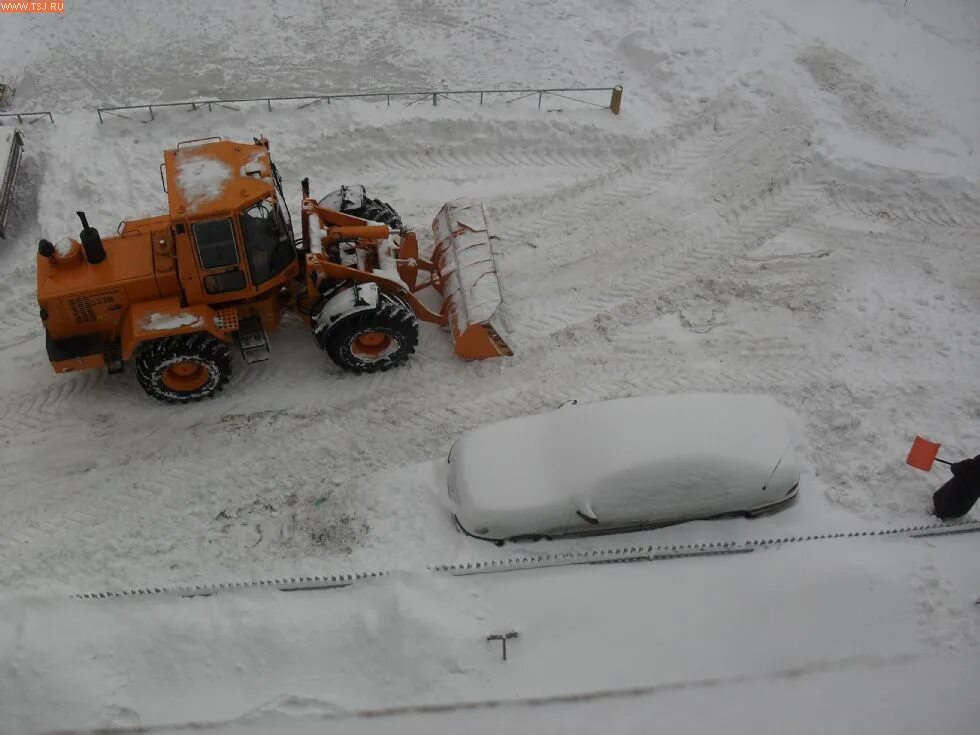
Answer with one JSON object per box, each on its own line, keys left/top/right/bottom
{"left": 932, "top": 456, "right": 980, "bottom": 520}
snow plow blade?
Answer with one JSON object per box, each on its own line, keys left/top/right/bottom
{"left": 430, "top": 200, "right": 512, "bottom": 360}
{"left": 0, "top": 128, "right": 24, "bottom": 239}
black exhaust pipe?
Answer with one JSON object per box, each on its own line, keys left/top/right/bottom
{"left": 76, "top": 211, "right": 106, "bottom": 264}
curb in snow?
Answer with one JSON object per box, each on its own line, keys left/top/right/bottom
{"left": 70, "top": 520, "right": 980, "bottom": 601}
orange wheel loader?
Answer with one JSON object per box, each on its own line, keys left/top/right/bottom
{"left": 36, "top": 136, "right": 511, "bottom": 403}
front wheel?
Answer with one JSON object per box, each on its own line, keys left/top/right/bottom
{"left": 134, "top": 333, "right": 232, "bottom": 403}
{"left": 317, "top": 292, "right": 419, "bottom": 373}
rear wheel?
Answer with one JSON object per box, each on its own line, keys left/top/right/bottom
{"left": 357, "top": 197, "right": 403, "bottom": 229}
{"left": 318, "top": 292, "right": 418, "bottom": 373}
{"left": 342, "top": 194, "right": 403, "bottom": 230}
{"left": 135, "top": 333, "right": 231, "bottom": 403}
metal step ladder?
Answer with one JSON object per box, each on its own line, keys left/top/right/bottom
{"left": 236, "top": 316, "right": 271, "bottom": 364}
{"left": 104, "top": 339, "right": 124, "bottom": 374}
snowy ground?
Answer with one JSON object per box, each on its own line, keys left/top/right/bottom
{"left": 4, "top": 534, "right": 979, "bottom": 733}
{"left": 0, "top": 0, "right": 979, "bottom": 732}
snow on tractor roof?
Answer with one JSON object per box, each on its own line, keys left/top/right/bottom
{"left": 164, "top": 139, "right": 275, "bottom": 218}
{"left": 176, "top": 155, "right": 232, "bottom": 214}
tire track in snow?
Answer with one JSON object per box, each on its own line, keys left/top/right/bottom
{"left": 488, "top": 99, "right": 750, "bottom": 258}
{"left": 505, "top": 169, "right": 827, "bottom": 346}
{"left": 0, "top": 97, "right": 748, "bottom": 435}
{"left": 0, "top": 286, "right": 42, "bottom": 352}
{"left": 0, "top": 372, "right": 113, "bottom": 439}
{"left": 329, "top": 139, "right": 646, "bottom": 177}
{"left": 3, "top": 210, "right": 972, "bottom": 577}
{"left": 0, "top": 344, "right": 947, "bottom": 573}
{"left": 0, "top": 162, "right": 818, "bottom": 443}
{"left": 7, "top": 119, "right": 974, "bottom": 563}
{"left": 828, "top": 189, "right": 980, "bottom": 229}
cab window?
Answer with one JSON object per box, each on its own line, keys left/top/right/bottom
{"left": 204, "top": 271, "right": 247, "bottom": 294}
{"left": 192, "top": 219, "right": 239, "bottom": 269}
{"left": 239, "top": 201, "right": 295, "bottom": 285}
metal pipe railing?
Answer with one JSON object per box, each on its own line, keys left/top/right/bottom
{"left": 96, "top": 85, "right": 624, "bottom": 122}
{"left": 0, "top": 110, "right": 55, "bottom": 124}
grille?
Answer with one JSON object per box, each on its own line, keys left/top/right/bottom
{"left": 68, "top": 296, "right": 96, "bottom": 323}
{"left": 214, "top": 308, "right": 240, "bottom": 332}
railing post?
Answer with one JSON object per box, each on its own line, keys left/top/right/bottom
{"left": 48, "top": 112, "right": 54, "bottom": 123}
{"left": 432, "top": 92, "right": 438, "bottom": 106}
{"left": 538, "top": 91, "right": 543, "bottom": 109}
{"left": 98, "top": 109, "right": 103, "bottom": 123}
{"left": 387, "top": 94, "right": 390, "bottom": 106}
{"left": 480, "top": 91, "right": 484, "bottom": 105}
{"left": 610, "top": 85, "right": 623, "bottom": 115}
{"left": 267, "top": 99, "right": 271, "bottom": 111}
{"left": 148, "top": 105, "right": 154, "bottom": 121}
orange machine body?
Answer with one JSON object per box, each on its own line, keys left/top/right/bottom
{"left": 36, "top": 136, "right": 511, "bottom": 385}
{"left": 37, "top": 138, "right": 297, "bottom": 372}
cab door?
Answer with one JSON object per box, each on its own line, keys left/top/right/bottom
{"left": 176, "top": 215, "right": 255, "bottom": 305}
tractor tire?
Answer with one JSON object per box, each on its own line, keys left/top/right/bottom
{"left": 344, "top": 196, "right": 404, "bottom": 231}
{"left": 134, "top": 332, "right": 232, "bottom": 404}
{"left": 319, "top": 292, "right": 418, "bottom": 374}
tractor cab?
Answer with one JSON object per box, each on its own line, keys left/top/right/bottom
{"left": 162, "top": 137, "right": 300, "bottom": 311}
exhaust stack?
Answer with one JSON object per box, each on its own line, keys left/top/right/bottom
{"left": 76, "top": 210, "right": 106, "bottom": 264}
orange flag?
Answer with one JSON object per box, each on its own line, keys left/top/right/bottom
{"left": 907, "top": 435, "right": 941, "bottom": 471}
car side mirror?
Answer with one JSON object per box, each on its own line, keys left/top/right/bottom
{"left": 576, "top": 508, "right": 599, "bottom": 525}
{"left": 558, "top": 399, "right": 578, "bottom": 409}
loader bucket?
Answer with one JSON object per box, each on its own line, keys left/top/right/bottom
{"left": 431, "top": 200, "right": 512, "bottom": 359}
{"left": 0, "top": 128, "right": 24, "bottom": 239}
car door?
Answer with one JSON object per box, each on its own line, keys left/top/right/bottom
{"left": 588, "top": 459, "right": 727, "bottom": 533}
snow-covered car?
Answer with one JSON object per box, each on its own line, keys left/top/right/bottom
{"left": 447, "top": 394, "right": 800, "bottom": 542}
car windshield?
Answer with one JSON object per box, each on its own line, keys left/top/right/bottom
{"left": 239, "top": 198, "right": 295, "bottom": 285}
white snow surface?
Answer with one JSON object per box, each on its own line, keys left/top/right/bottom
{"left": 2, "top": 534, "right": 978, "bottom": 733}
{"left": 449, "top": 394, "right": 797, "bottom": 539}
{"left": 140, "top": 312, "right": 204, "bottom": 331}
{"left": 1, "top": 0, "right": 980, "bottom": 732}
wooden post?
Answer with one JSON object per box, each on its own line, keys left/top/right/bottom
{"left": 610, "top": 85, "right": 623, "bottom": 115}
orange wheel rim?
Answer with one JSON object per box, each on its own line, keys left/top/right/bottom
{"left": 162, "top": 360, "right": 209, "bottom": 391}
{"left": 350, "top": 331, "right": 395, "bottom": 359}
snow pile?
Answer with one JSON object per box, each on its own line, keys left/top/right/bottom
{"left": 1, "top": 534, "right": 977, "bottom": 733}
{"left": 176, "top": 153, "right": 232, "bottom": 214}
{"left": 239, "top": 150, "right": 269, "bottom": 177}
{"left": 52, "top": 236, "right": 75, "bottom": 256}
{"left": 141, "top": 312, "right": 204, "bottom": 331}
